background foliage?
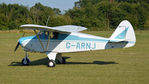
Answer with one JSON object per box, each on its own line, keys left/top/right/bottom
{"left": 0, "top": 0, "right": 149, "bottom": 30}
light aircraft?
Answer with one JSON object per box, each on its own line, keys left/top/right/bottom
{"left": 14, "top": 20, "right": 136, "bottom": 67}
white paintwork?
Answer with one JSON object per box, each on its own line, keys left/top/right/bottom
{"left": 21, "top": 33, "right": 108, "bottom": 53}
{"left": 46, "top": 52, "right": 57, "bottom": 60}
{"left": 110, "top": 20, "right": 136, "bottom": 43}
{"left": 49, "top": 62, "right": 54, "bottom": 66}
{"left": 20, "top": 24, "right": 87, "bottom": 33}
{"left": 18, "top": 20, "right": 136, "bottom": 62}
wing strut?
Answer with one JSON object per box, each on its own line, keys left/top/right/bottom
{"left": 33, "top": 30, "right": 45, "bottom": 51}
{"left": 46, "top": 32, "right": 51, "bottom": 51}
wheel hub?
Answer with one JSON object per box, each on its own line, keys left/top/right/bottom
{"left": 49, "top": 62, "right": 54, "bottom": 66}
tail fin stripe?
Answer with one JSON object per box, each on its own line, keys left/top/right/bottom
{"left": 115, "top": 27, "right": 128, "bottom": 39}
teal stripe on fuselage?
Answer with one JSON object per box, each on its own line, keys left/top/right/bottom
{"left": 19, "top": 33, "right": 135, "bottom": 45}
{"left": 19, "top": 34, "right": 109, "bottom": 43}
{"left": 19, "top": 36, "right": 36, "bottom": 44}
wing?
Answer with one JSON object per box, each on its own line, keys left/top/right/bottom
{"left": 20, "top": 24, "right": 87, "bottom": 33}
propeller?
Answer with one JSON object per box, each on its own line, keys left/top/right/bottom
{"left": 14, "top": 31, "right": 26, "bottom": 52}
{"left": 14, "top": 42, "right": 20, "bottom": 52}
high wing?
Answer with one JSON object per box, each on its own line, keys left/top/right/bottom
{"left": 20, "top": 24, "right": 87, "bottom": 33}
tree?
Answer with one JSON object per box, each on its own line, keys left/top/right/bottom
{"left": 0, "top": 1, "right": 149, "bottom": 30}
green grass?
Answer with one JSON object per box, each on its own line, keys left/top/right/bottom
{"left": 0, "top": 31, "right": 149, "bottom": 84}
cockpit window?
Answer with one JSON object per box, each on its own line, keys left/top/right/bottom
{"left": 52, "top": 32, "right": 59, "bottom": 39}
{"left": 38, "top": 31, "right": 49, "bottom": 39}
{"left": 38, "top": 31, "right": 59, "bottom": 39}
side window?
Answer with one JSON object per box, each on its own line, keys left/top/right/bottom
{"left": 38, "top": 31, "right": 49, "bottom": 39}
{"left": 52, "top": 32, "right": 59, "bottom": 39}
{"left": 44, "top": 31, "right": 49, "bottom": 38}
{"left": 38, "top": 32, "right": 44, "bottom": 38}
{"left": 38, "top": 31, "right": 59, "bottom": 39}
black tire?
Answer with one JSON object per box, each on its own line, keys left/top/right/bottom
{"left": 48, "top": 60, "right": 56, "bottom": 67}
{"left": 62, "top": 57, "right": 66, "bottom": 64}
{"left": 21, "top": 57, "right": 30, "bottom": 65}
{"left": 55, "top": 57, "right": 66, "bottom": 64}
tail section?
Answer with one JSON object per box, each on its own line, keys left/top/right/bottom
{"left": 109, "top": 20, "right": 136, "bottom": 48}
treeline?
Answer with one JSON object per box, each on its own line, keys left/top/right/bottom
{"left": 67, "top": 0, "right": 149, "bottom": 30}
{"left": 0, "top": 3, "right": 72, "bottom": 30}
{"left": 0, "top": 0, "right": 149, "bottom": 30}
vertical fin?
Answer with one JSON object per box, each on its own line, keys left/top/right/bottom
{"left": 109, "top": 20, "right": 136, "bottom": 47}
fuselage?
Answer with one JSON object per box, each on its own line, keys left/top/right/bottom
{"left": 18, "top": 31, "right": 134, "bottom": 53}
{"left": 18, "top": 32, "right": 111, "bottom": 53}
{"left": 15, "top": 21, "right": 136, "bottom": 67}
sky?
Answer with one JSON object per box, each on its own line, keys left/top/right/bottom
{"left": 0, "top": 0, "right": 79, "bottom": 12}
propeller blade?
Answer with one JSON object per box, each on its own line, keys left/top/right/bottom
{"left": 14, "top": 42, "right": 20, "bottom": 52}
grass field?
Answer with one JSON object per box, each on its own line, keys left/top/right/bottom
{"left": 0, "top": 31, "right": 149, "bottom": 84}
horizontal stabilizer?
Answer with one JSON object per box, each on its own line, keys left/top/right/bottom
{"left": 109, "top": 39, "right": 126, "bottom": 42}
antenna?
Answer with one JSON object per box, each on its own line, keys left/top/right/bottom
{"left": 46, "top": 16, "right": 50, "bottom": 26}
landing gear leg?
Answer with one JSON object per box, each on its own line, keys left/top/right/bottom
{"left": 46, "top": 53, "right": 66, "bottom": 67}
{"left": 21, "top": 52, "right": 30, "bottom": 65}
{"left": 47, "top": 52, "right": 57, "bottom": 67}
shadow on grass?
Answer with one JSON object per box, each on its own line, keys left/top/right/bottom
{"left": 66, "top": 61, "right": 118, "bottom": 65}
{"left": 9, "top": 56, "right": 118, "bottom": 66}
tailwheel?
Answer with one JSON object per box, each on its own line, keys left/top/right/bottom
{"left": 21, "top": 57, "right": 30, "bottom": 65}
{"left": 48, "top": 60, "right": 56, "bottom": 67}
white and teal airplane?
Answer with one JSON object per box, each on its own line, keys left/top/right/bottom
{"left": 14, "top": 20, "right": 136, "bottom": 67}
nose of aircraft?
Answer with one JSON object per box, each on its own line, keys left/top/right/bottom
{"left": 18, "top": 36, "right": 31, "bottom": 47}
{"left": 14, "top": 36, "right": 36, "bottom": 52}
{"left": 18, "top": 37, "right": 26, "bottom": 47}
{"left": 19, "top": 36, "right": 36, "bottom": 47}
{"left": 14, "top": 37, "right": 25, "bottom": 52}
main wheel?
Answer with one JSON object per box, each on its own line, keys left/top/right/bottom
{"left": 62, "top": 57, "right": 66, "bottom": 64}
{"left": 56, "top": 57, "right": 66, "bottom": 64}
{"left": 21, "top": 57, "right": 30, "bottom": 65}
{"left": 48, "top": 60, "right": 56, "bottom": 67}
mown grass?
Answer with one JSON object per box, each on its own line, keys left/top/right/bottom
{"left": 0, "top": 31, "right": 149, "bottom": 84}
